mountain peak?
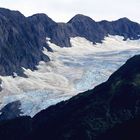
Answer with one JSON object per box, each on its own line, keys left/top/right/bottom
{"left": 116, "top": 17, "right": 133, "bottom": 23}
{"left": 0, "top": 7, "right": 139, "bottom": 76}
{"left": 68, "top": 14, "right": 94, "bottom": 23}
{"left": 28, "top": 13, "right": 55, "bottom": 23}
{"left": 0, "top": 7, "right": 16, "bottom": 13}
{"left": 29, "top": 13, "right": 50, "bottom": 19}
{"left": 0, "top": 7, "right": 25, "bottom": 18}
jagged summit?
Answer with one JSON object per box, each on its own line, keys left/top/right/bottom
{"left": 0, "top": 7, "right": 139, "bottom": 76}
{"left": 0, "top": 7, "right": 25, "bottom": 19}
{"left": 0, "top": 7, "right": 19, "bottom": 13}
{"left": 68, "top": 14, "right": 95, "bottom": 23}
{"left": 28, "top": 13, "right": 56, "bottom": 24}
{"left": 0, "top": 8, "right": 50, "bottom": 76}
{"left": 99, "top": 17, "right": 131, "bottom": 23}
{"left": 117, "top": 17, "right": 132, "bottom": 22}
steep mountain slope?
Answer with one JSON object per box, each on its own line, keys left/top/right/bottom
{"left": 0, "top": 8, "right": 50, "bottom": 76}
{"left": 0, "top": 8, "right": 140, "bottom": 76}
{"left": 97, "top": 117, "right": 140, "bottom": 140}
{"left": 0, "top": 55, "right": 140, "bottom": 139}
{"left": 29, "top": 55, "right": 140, "bottom": 140}
{"left": 0, "top": 101, "right": 22, "bottom": 121}
{"left": 99, "top": 17, "right": 140, "bottom": 40}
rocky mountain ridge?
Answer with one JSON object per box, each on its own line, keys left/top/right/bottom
{"left": 0, "top": 8, "right": 140, "bottom": 76}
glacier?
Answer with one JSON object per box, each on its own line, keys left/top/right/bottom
{"left": 0, "top": 35, "right": 140, "bottom": 117}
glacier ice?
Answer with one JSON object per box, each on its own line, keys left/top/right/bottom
{"left": 0, "top": 35, "right": 140, "bottom": 117}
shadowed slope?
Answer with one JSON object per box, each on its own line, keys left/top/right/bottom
{"left": 0, "top": 55, "right": 140, "bottom": 139}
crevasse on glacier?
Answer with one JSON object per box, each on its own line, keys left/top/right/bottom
{"left": 0, "top": 35, "right": 140, "bottom": 117}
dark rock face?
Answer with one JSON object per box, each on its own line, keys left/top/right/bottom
{"left": 0, "top": 55, "right": 140, "bottom": 139}
{"left": 99, "top": 18, "right": 140, "bottom": 40}
{"left": 0, "top": 116, "right": 32, "bottom": 140}
{"left": 96, "top": 117, "right": 140, "bottom": 140}
{"left": 0, "top": 8, "right": 50, "bottom": 77}
{"left": 0, "top": 8, "right": 140, "bottom": 76}
{"left": 0, "top": 78, "right": 2, "bottom": 91}
{"left": 0, "top": 101, "right": 22, "bottom": 121}
{"left": 27, "top": 14, "right": 57, "bottom": 51}
{"left": 26, "top": 55, "right": 140, "bottom": 140}
{"left": 47, "top": 15, "right": 140, "bottom": 47}
{"left": 68, "top": 14, "right": 107, "bottom": 43}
